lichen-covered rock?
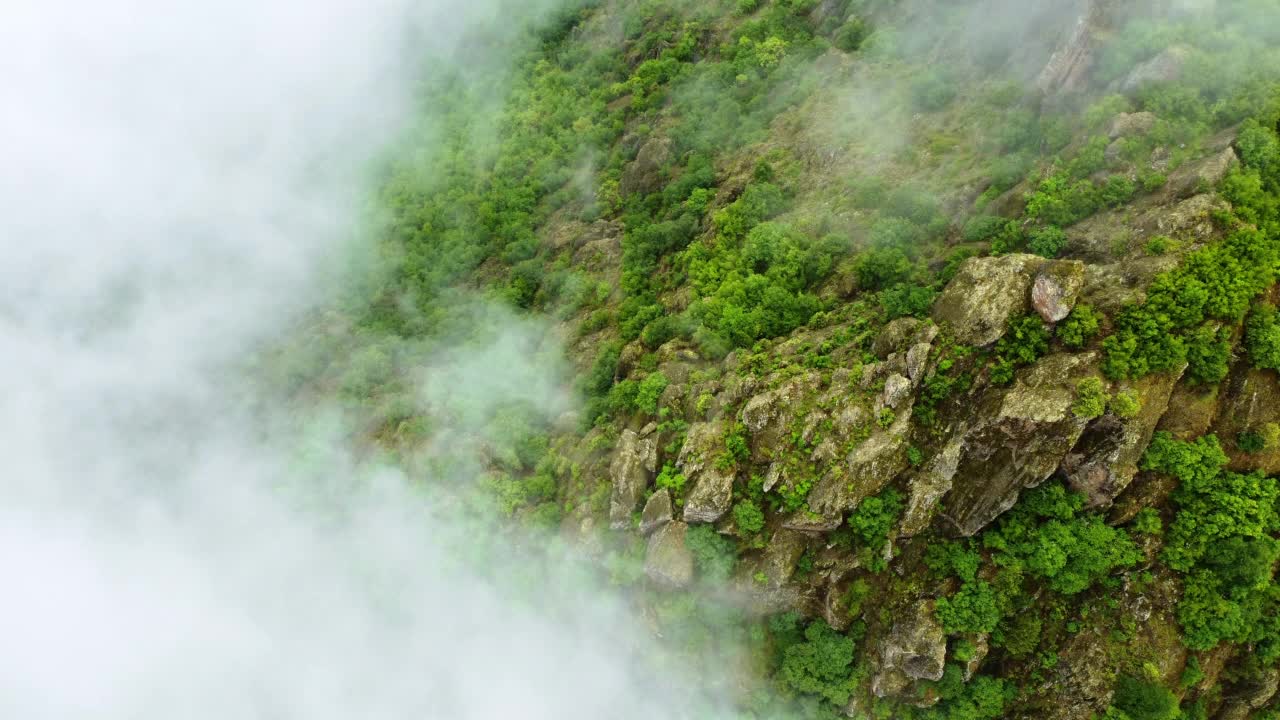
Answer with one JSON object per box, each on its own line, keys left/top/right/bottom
{"left": 877, "top": 600, "right": 947, "bottom": 683}
{"left": 941, "top": 352, "right": 1097, "bottom": 536}
{"left": 609, "top": 428, "right": 658, "bottom": 529}
{"left": 874, "top": 317, "right": 922, "bottom": 358}
{"left": 620, "top": 136, "right": 671, "bottom": 195}
{"left": 740, "top": 374, "right": 821, "bottom": 463}
{"left": 1116, "top": 45, "right": 1190, "bottom": 94}
{"left": 677, "top": 419, "right": 735, "bottom": 523}
{"left": 932, "top": 254, "right": 1044, "bottom": 346}
{"left": 1107, "top": 111, "right": 1157, "bottom": 139}
{"left": 683, "top": 465, "right": 735, "bottom": 524}
{"left": 1061, "top": 368, "right": 1183, "bottom": 507}
{"left": 645, "top": 521, "right": 694, "bottom": 588}
{"left": 877, "top": 373, "right": 913, "bottom": 413}
{"left": 906, "top": 342, "right": 932, "bottom": 385}
{"left": 1212, "top": 364, "right": 1280, "bottom": 474}
{"left": 639, "top": 487, "right": 673, "bottom": 535}
{"left": 1032, "top": 260, "right": 1085, "bottom": 323}
{"left": 805, "top": 408, "right": 912, "bottom": 523}
{"left": 899, "top": 436, "right": 964, "bottom": 536}
{"left": 962, "top": 634, "right": 989, "bottom": 681}
{"left": 757, "top": 529, "right": 809, "bottom": 587}
{"left": 1168, "top": 146, "right": 1238, "bottom": 199}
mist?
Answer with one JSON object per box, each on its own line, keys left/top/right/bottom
{"left": 0, "top": 1, "right": 727, "bottom": 717}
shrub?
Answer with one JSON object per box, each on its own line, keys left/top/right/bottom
{"left": 635, "top": 371, "right": 670, "bottom": 414}
{"left": 881, "top": 283, "right": 936, "bottom": 320}
{"left": 777, "top": 619, "right": 858, "bottom": 706}
{"left": 1110, "top": 390, "right": 1142, "bottom": 418}
{"left": 656, "top": 463, "right": 688, "bottom": 498}
{"left": 1110, "top": 676, "right": 1179, "bottom": 720}
{"left": 685, "top": 524, "right": 737, "bottom": 581}
{"left": 1133, "top": 508, "right": 1162, "bottom": 535}
{"left": 733, "top": 498, "right": 766, "bottom": 535}
{"left": 937, "top": 581, "right": 1003, "bottom": 634}
{"left": 1072, "top": 377, "right": 1108, "bottom": 418}
{"left": 1246, "top": 302, "right": 1280, "bottom": 370}
{"left": 1057, "top": 304, "right": 1103, "bottom": 348}
{"left": 1028, "top": 226, "right": 1069, "bottom": 258}
{"left": 833, "top": 17, "right": 868, "bottom": 52}
{"left": 911, "top": 70, "right": 957, "bottom": 111}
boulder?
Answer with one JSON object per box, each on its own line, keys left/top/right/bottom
{"left": 1107, "top": 111, "right": 1157, "bottom": 139}
{"left": 932, "top": 254, "right": 1044, "bottom": 347}
{"left": 905, "top": 342, "right": 933, "bottom": 385}
{"left": 1167, "top": 146, "right": 1238, "bottom": 199}
{"left": 899, "top": 436, "right": 965, "bottom": 537}
{"left": 639, "top": 488, "right": 673, "bottom": 535}
{"left": 941, "top": 353, "right": 1098, "bottom": 536}
{"left": 1212, "top": 364, "right": 1280, "bottom": 475}
{"left": 1032, "top": 260, "right": 1086, "bottom": 323}
{"left": 1116, "top": 46, "right": 1190, "bottom": 95}
{"left": 1061, "top": 368, "right": 1183, "bottom": 507}
{"left": 878, "top": 600, "right": 947, "bottom": 683}
{"left": 677, "top": 420, "right": 736, "bottom": 523}
{"left": 609, "top": 429, "right": 658, "bottom": 529}
{"left": 877, "top": 373, "right": 913, "bottom": 413}
{"left": 620, "top": 136, "right": 671, "bottom": 196}
{"left": 645, "top": 521, "right": 694, "bottom": 588}
{"left": 756, "top": 529, "right": 809, "bottom": 587}
{"left": 805, "top": 408, "right": 912, "bottom": 523}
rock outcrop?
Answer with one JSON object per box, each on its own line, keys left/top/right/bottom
{"left": 645, "top": 521, "right": 694, "bottom": 588}
{"left": 677, "top": 420, "right": 736, "bottom": 523}
{"left": 609, "top": 428, "right": 658, "bottom": 529}
{"left": 932, "top": 254, "right": 1044, "bottom": 346}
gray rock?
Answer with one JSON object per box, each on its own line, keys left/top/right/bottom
{"left": 932, "top": 254, "right": 1045, "bottom": 347}
{"left": 899, "top": 436, "right": 964, "bottom": 537}
{"left": 609, "top": 429, "right": 658, "bottom": 529}
{"left": 639, "top": 488, "right": 673, "bottom": 535}
{"left": 874, "top": 317, "right": 922, "bottom": 359}
{"left": 806, "top": 408, "right": 912, "bottom": 521}
{"left": 963, "top": 634, "right": 990, "bottom": 681}
{"left": 878, "top": 373, "right": 913, "bottom": 413}
{"left": 757, "top": 529, "right": 809, "bottom": 587}
{"left": 677, "top": 420, "right": 736, "bottom": 523}
{"left": 906, "top": 343, "right": 932, "bottom": 386}
{"left": 878, "top": 600, "right": 947, "bottom": 682}
{"left": 620, "top": 136, "right": 672, "bottom": 196}
{"left": 941, "top": 353, "right": 1098, "bottom": 535}
{"left": 1062, "top": 368, "right": 1183, "bottom": 507}
{"left": 645, "top": 521, "right": 694, "bottom": 588}
{"left": 1168, "top": 146, "right": 1238, "bottom": 199}
{"left": 1032, "top": 260, "right": 1086, "bottom": 323}
{"left": 1107, "top": 111, "right": 1157, "bottom": 139}
{"left": 1117, "top": 46, "right": 1190, "bottom": 95}
{"left": 683, "top": 465, "right": 735, "bottom": 524}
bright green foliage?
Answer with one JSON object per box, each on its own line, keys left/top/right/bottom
{"left": 1072, "top": 376, "right": 1108, "bottom": 419}
{"left": 936, "top": 580, "right": 1003, "bottom": 634}
{"left": 1108, "top": 676, "right": 1179, "bottom": 720}
{"left": 1142, "top": 432, "right": 1280, "bottom": 653}
{"left": 1057, "top": 304, "right": 1102, "bottom": 349}
{"left": 635, "top": 371, "right": 670, "bottom": 414}
{"left": 991, "top": 315, "right": 1051, "bottom": 384}
{"left": 656, "top": 463, "right": 688, "bottom": 498}
{"left": 1110, "top": 390, "right": 1142, "bottom": 418}
{"left": 841, "top": 489, "right": 904, "bottom": 572}
{"left": 686, "top": 523, "right": 737, "bottom": 582}
{"left": 983, "top": 482, "right": 1140, "bottom": 595}
{"left": 1028, "top": 226, "right": 1069, "bottom": 258}
{"left": 1132, "top": 508, "right": 1163, "bottom": 535}
{"left": 734, "top": 498, "right": 766, "bottom": 535}
{"left": 1245, "top": 302, "right": 1280, "bottom": 370}
{"left": 779, "top": 621, "right": 858, "bottom": 706}
{"left": 924, "top": 541, "right": 981, "bottom": 583}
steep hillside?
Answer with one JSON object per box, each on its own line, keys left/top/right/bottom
{"left": 291, "top": 1, "right": 1280, "bottom": 718}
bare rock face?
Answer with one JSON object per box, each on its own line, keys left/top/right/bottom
{"left": 932, "top": 254, "right": 1045, "bottom": 347}
{"left": 1062, "top": 368, "right": 1183, "bottom": 507}
{"left": 620, "top": 136, "right": 671, "bottom": 196}
{"left": 609, "top": 429, "right": 658, "bottom": 529}
{"left": 639, "top": 488, "right": 673, "bottom": 535}
{"left": 645, "top": 521, "right": 694, "bottom": 588}
{"left": 941, "top": 352, "right": 1098, "bottom": 536}
{"left": 1212, "top": 364, "right": 1280, "bottom": 475}
{"left": 803, "top": 406, "right": 913, "bottom": 527}
{"left": 882, "top": 600, "right": 947, "bottom": 681}
{"left": 677, "top": 420, "right": 735, "bottom": 523}
{"left": 1116, "top": 45, "right": 1190, "bottom": 95}
{"left": 899, "top": 436, "right": 964, "bottom": 537}
{"left": 1032, "top": 260, "right": 1086, "bottom": 323}
{"left": 1107, "top": 111, "right": 1158, "bottom": 139}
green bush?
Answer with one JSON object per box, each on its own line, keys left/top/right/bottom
{"left": 937, "top": 581, "right": 1004, "bottom": 634}
{"left": 1246, "top": 302, "right": 1280, "bottom": 370}
{"left": 1057, "top": 304, "right": 1103, "bottom": 349}
{"left": 774, "top": 617, "right": 859, "bottom": 707}
{"left": 1110, "top": 676, "right": 1179, "bottom": 720}
{"left": 1028, "top": 226, "right": 1069, "bottom": 258}
{"left": 685, "top": 523, "right": 737, "bottom": 581}
{"left": 1110, "top": 390, "right": 1142, "bottom": 418}
{"left": 1072, "top": 377, "right": 1108, "bottom": 418}
{"left": 911, "top": 70, "right": 957, "bottom": 112}
{"left": 733, "top": 498, "right": 766, "bottom": 535}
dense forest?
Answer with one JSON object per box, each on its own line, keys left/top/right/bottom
{"left": 280, "top": 0, "right": 1280, "bottom": 717}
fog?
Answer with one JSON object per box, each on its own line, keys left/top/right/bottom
{"left": 0, "top": 1, "right": 723, "bottom": 717}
